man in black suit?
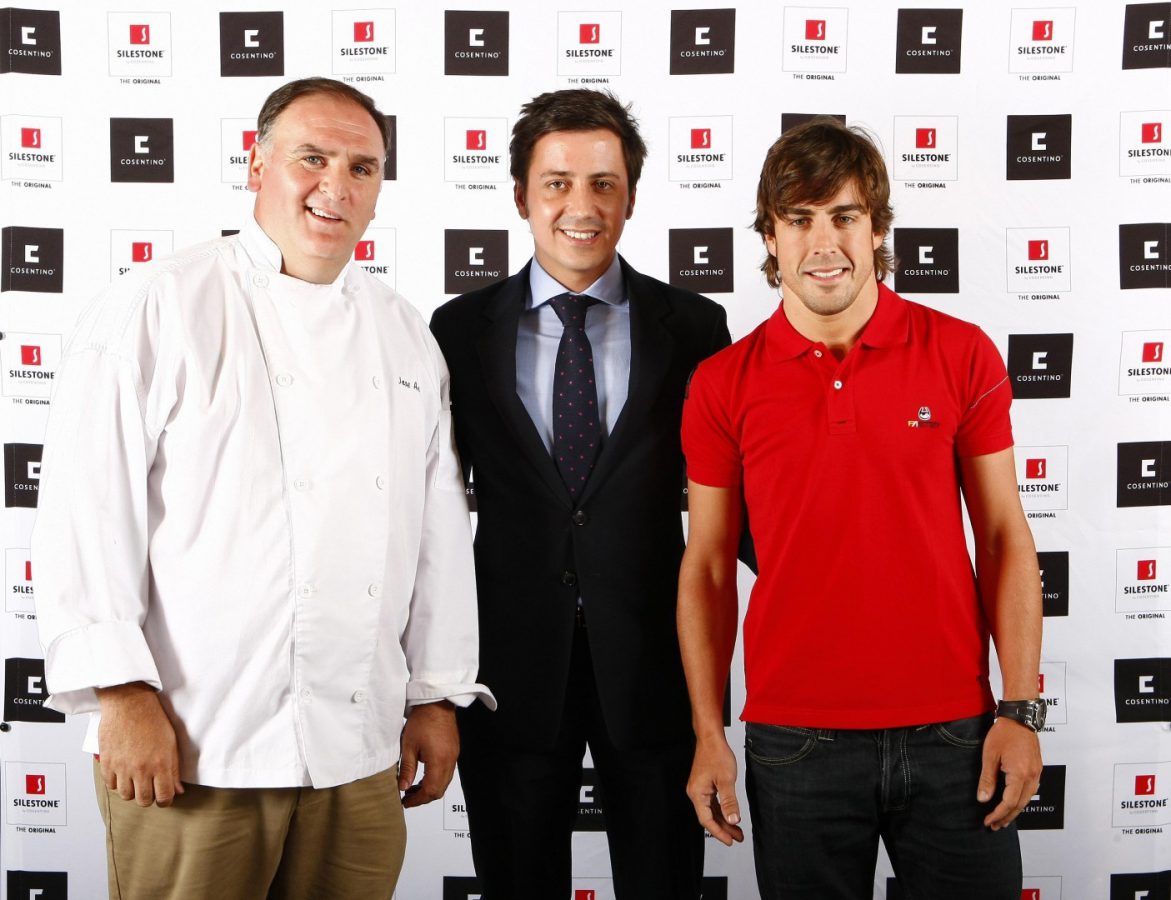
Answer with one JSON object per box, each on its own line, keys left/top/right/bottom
{"left": 431, "top": 90, "right": 729, "bottom": 899}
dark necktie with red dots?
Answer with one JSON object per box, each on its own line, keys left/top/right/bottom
{"left": 548, "top": 292, "right": 602, "bottom": 499}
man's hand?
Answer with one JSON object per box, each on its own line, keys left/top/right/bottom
{"left": 399, "top": 700, "right": 458, "bottom": 808}
{"left": 96, "top": 682, "right": 184, "bottom": 808}
{"left": 977, "top": 717, "right": 1042, "bottom": 830}
{"left": 687, "top": 735, "right": 744, "bottom": 846}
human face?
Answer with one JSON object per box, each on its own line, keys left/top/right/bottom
{"left": 248, "top": 93, "right": 385, "bottom": 284}
{"left": 515, "top": 128, "right": 635, "bottom": 294}
{"left": 764, "top": 181, "right": 884, "bottom": 320}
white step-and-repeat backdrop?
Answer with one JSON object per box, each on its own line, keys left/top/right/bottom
{"left": 1, "top": 0, "right": 1168, "bottom": 897}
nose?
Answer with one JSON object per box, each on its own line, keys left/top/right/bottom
{"left": 809, "top": 215, "right": 837, "bottom": 251}
{"left": 318, "top": 165, "right": 348, "bottom": 202}
{"left": 565, "top": 181, "right": 598, "bottom": 216}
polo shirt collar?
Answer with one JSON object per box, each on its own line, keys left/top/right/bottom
{"left": 765, "top": 281, "right": 909, "bottom": 362}
{"left": 858, "top": 282, "right": 909, "bottom": 349}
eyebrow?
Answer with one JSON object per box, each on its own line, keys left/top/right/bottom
{"left": 538, "top": 169, "right": 623, "bottom": 180}
{"left": 780, "top": 203, "right": 865, "bottom": 216}
{"left": 290, "top": 143, "right": 382, "bottom": 168}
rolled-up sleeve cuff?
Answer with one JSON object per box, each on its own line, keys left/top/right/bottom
{"left": 406, "top": 677, "right": 497, "bottom": 711}
{"left": 43, "top": 621, "right": 161, "bottom": 715}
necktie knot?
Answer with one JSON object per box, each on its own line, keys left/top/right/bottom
{"left": 548, "top": 292, "right": 596, "bottom": 331}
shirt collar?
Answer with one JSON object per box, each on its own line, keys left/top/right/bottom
{"left": 238, "top": 214, "right": 355, "bottom": 291}
{"left": 765, "top": 281, "right": 909, "bottom": 362}
{"left": 527, "top": 254, "right": 626, "bottom": 310}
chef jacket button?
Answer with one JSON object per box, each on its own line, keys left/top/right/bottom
{"left": 301, "top": 688, "right": 313, "bottom": 704}
{"left": 372, "top": 375, "right": 383, "bottom": 390}
{"left": 561, "top": 570, "right": 577, "bottom": 587}
{"left": 253, "top": 274, "right": 269, "bottom": 289}
{"left": 368, "top": 583, "right": 382, "bottom": 598}
{"left": 375, "top": 475, "right": 386, "bottom": 490}
{"left": 298, "top": 582, "right": 315, "bottom": 598}
{"left": 572, "top": 509, "right": 588, "bottom": 526}
{"left": 352, "top": 689, "right": 367, "bottom": 703}
{"left": 275, "top": 373, "right": 294, "bottom": 387}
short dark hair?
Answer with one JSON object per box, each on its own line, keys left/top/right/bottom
{"left": 753, "top": 117, "right": 895, "bottom": 286}
{"left": 256, "top": 77, "right": 390, "bottom": 154}
{"left": 510, "top": 89, "right": 647, "bottom": 195}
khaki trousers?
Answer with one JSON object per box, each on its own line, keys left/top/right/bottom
{"left": 94, "top": 762, "right": 405, "bottom": 900}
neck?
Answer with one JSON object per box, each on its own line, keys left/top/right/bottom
{"left": 252, "top": 213, "right": 346, "bottom": 285}
{"left": 535, "top": 251, "right": 615, "bottom": 295}
{"left": 783, "top": 281, "right": 880, "bottom": 359}
{"left": 279, "top": 256, "right": 344, "bottom": 285}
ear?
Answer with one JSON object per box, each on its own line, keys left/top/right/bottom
{"left": 246, "top": 142, "right": 264, "bottom": 194}
{"left": 765, "top": 232, "right": 777, "bottom": 259}
{"left": 872, "top": 229, "right": 885, "bottom": 251}
{"left": 625, "top": 186, "right": 637, "bottom": 221}
{"left": 513, "top": 179, "right": 529, "bottom": 220}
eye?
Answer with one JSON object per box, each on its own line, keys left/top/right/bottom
{"left": 836, "top": 214, "right": 855, "bottom": 225}
{"left": 353, "top": 164, "right": 371, "bottom": 177}
{"left": 546, "top": 179, "right": 567, "bottom": 190}
{"left": 594, "top": 179, "right": 614, "bottom": 191}
{"left": 787, "top": 217, "right": 809, "bottom": 228}
{"left": 303, "top": 155, "right": 324, "bottom": 166}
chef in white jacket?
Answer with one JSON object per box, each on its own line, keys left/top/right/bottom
{"left": 31, "top": 77, "right": 493, "bottom": 900}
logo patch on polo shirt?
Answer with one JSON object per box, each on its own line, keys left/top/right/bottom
{"left": 907, "top": 404, "right": 940, "bottom": 428}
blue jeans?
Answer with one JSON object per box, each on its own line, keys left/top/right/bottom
{"left": 744, "top": 714, "right": 1022, "bottom": 899}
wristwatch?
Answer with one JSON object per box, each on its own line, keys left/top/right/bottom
{"left": 995, "top": 698, "right": 1047, "bottom": 732}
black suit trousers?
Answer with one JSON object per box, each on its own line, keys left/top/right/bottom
{"left": 457, "top": 623, "right": 703, "bottom": 900}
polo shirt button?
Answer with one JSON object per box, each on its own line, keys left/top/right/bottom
{"left": 572, "top": 509, "right": 588, "bottom": 526}
{"left": 299, "top": 582, "right": 315, "bottom": 598}
{"left": 293, "top": 478, "right": 310, "bottom": 491}
{"left": 814, "top": 350, "right": 823, "bottom": 358}
{"left": 561, "top": 570, "right": 577, "bottom": 587}
{"left": 301, "top": 688, "right": 313, "bottom": 704}
{"left": 368, "top": 582, "right": 382, "bottom": 597}
{"left": 351, "top": 689, "right": 367, "bottom": 703}
{"left": 275, "top": 373, "right": 294, "bottom": 387}
{"left": 252, "top": 274, "right": 269, "bottom": 289}
{"left": 833, "top": 379, "right": 843, "bottom": 390}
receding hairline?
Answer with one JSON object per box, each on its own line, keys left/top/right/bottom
{"left": 256, "top": 79, "right": 390, "bottom": 154}
{"left": 259, "top": 97, "right": 387, "bottom": 160}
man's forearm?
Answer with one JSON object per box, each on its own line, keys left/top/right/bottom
{"left": 976, "top": 528, "right": 1043, "bottom": 700}
{"left": 678, "top": 553, "right": 739, "bottom": 742}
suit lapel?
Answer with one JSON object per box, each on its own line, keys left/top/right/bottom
{"left": 476, "top": 265, "right": 574, "bottom": 508}
{"left": 579, "top": 259, "right": 674, "bottom": 504}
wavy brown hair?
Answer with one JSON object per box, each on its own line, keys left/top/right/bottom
{"left": 753, "top": 117, "right": 894, "bottom": 287}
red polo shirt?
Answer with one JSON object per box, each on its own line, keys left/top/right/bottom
{"left": 683, "top": 284, "right": 1014, "bottom": 728}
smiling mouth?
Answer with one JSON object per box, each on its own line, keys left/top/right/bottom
{"left": 807, "top": 267, "right": 846, "bottom": 280}
{"left": 561, "top": 228, "right": 600, "bottom": 241}
{"left": 307, "top": 206, "right": 343, "bottom": 222}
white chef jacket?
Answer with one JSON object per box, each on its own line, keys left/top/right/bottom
{"left": 32, "top": 216, "right": 494, "bottom": 789}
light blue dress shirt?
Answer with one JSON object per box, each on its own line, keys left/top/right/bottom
{"left": 516, "top": 255, "right": 631, "bottom": 453}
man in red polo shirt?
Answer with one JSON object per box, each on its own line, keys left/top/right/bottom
{"left": 678, "top": 117, "right": 1044, "bottom": 898}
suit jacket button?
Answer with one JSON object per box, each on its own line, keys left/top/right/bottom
{"left": 572, "top": 509, "right": 588, "bottom": 526}
{"left": 561, "top": 570, "right": 577, "bottom": 587}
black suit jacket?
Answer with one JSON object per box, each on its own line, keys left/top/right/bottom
{"left": 431, "top": 257, "right": 729, "bottom": 751}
